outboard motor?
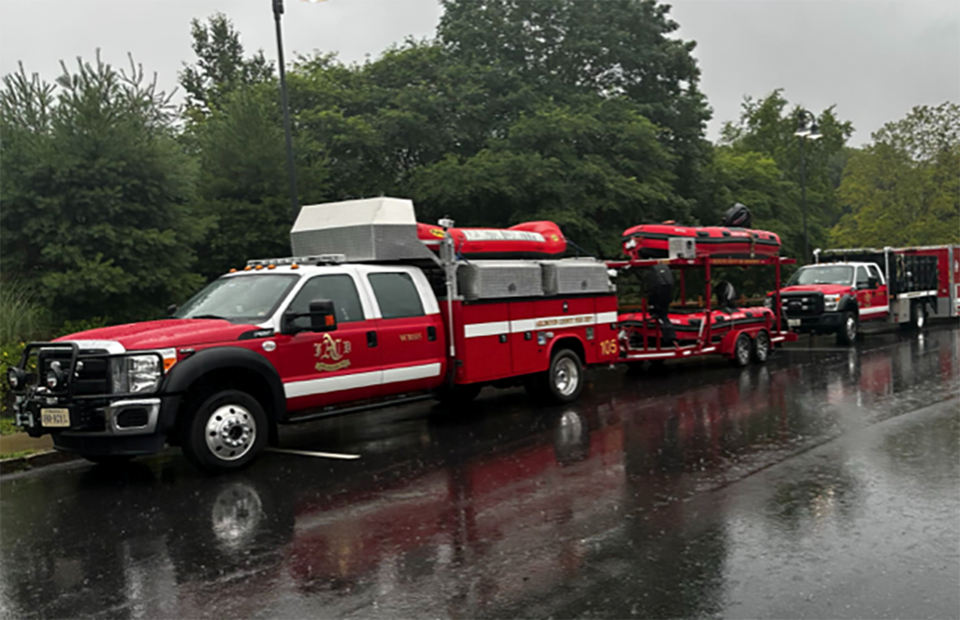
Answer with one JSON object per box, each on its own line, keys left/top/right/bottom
{"left": 646, "top": 263, "right": 676, "bottom": 344}
{"left": 721, "top": 202, "right": 752, "bottom": 228}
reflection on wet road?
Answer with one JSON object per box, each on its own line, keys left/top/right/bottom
{"left": 2, "top": 325, "right": 958, "bottom": 619}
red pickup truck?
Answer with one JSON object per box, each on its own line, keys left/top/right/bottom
{"left": 773, "top": 245, "right": 960, "bottom": 344}
{"left": 8, "top": 198, "right": 619, "bottom": 472}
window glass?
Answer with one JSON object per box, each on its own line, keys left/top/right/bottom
{"left": 176, "top": 274, "right": 298, "bottom": 323}
{"left": 368, "top": 272, "right": 425, "bottom": 319}
{"left": 867, "top": 265, "right": 882, "bottom": 282}
{"left": 856, "top": 266, "right": 870, "bottom": 287}
{"left": 787, "top": 265, "right": 853, "bottom": 286}
{"left": 288, "top": 275, "right": 364, "bottom": 327}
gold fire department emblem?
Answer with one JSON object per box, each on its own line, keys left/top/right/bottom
{"left": 314, "top": 333, "right": 352, "bottom": 372}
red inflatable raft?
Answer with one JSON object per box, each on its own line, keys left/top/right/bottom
{"left": 418, "top": 221, "right": 567, "bottom": 259}
{"left": 622, "top": 223, "right": 781, "bottom": 260}
{"left": 619, "top": 306, "right": 775, "bottom": 345}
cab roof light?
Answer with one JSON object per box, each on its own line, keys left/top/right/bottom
{"left": 246, "top": 254, "right": 347, "bottom": 268}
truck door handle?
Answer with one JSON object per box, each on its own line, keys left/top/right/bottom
{"left": 427, "top": 326, "right": 437, "bottom": 341}
{"left": 367, "top": 331, "right": 378, "bottom": 347}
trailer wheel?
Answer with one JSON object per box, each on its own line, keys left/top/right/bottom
{"left": 730, "top": 333, "right": 752, "bottom": 367}
{"left": 180, "top": 389, "right": 267, "bottom": 473}
{"left": 530, "top": 348, "right": 584, "bottom": 404}
{"left": 752, "top": 330, "right": 771, "bottom": 364}
{"left": 836, "top": 312, "right": 858, "bottom": 346}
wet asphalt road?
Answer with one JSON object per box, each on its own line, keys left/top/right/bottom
{"left": 1, "top": 323, "right": 958, "bottom": 619}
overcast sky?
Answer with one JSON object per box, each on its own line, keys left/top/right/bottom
{"left": 1, "top": 0, "right": 957, "bottom": 146}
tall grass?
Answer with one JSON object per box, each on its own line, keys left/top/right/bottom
{"left": 0, "top": 278, "right": 52, "bottom": 344}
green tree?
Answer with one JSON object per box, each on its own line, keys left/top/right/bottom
{"left": 437, "top": 0, "right": 712, "bottom": 203}
{"left": 179, "top": 13, "right": 273, "bottom": 118}
{"left": 832, "top": 103, "right": 960, "bottom": 247}
{"left": 412, "top": 98, "right": 679, "bottom": 256}
{"left": 717, "top": 90, "right": 853, "bottom": 257}
{"left": 0, "top": 54, "right": 203, "bottom": 324}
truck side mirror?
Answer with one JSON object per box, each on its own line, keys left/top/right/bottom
{"left": 309, "top": 299, "right": 337, "bottom": 332}
{"left": 281, "top": 299, "right": 337, "bottom": 335}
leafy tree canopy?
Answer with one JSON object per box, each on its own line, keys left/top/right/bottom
{"left": 0, "top": 54, "right": 203, "bottom": 323}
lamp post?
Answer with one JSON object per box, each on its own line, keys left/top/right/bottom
{"left": 273, "top": 0, "right": 328, "bottom": 223}
{"left": 794, "top": 109, "right": 821, "bottom": 264}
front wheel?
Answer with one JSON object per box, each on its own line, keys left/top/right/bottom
{"left": 180, "top": 390, "right": 268, "bottom": 474}
{"left": 836, "top": 311, "right": 858, "bottom": 346}
{"left": 530, "top": 349, "right": 584, "bottom": 404}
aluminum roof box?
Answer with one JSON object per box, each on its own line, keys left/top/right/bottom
{"left": 291, "top": 197, "right": 436, "bottom": 263}
{"left": 458, "top": 261, "right": 544, "bottom": 301}
{"left": 540, "top": 258, "right": 615, "bottom": 296}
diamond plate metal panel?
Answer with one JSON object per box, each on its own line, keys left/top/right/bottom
{"left": 540, "top": 259, "right": 615, "bottom": 296}
{"left": 457, "top": 261, "right": 544, "bottom": 300}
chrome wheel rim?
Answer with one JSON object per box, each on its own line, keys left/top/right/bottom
{"left": 554, "top": 357, "right": 580, "bottom": 396}
{"left": 737, "top": 336, "right": 751, "bottom": 365}
{"left": 846, "top": 317, "right": 857, "bottom": 340}
{"left": 205, "top": 404, "right": 257, "bottom": 461}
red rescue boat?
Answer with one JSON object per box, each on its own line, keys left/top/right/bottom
{"left": 418, "top": 221, "right": 567, "bottom": 259}
{"left": 622, "top": 223, "right": 781, "bottom": 260}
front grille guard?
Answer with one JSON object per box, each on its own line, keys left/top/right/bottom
{"left": 13, "top": 342, "right": 164, "bottom": 401}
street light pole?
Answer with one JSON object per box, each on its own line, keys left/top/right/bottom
{"left": 794, "top": 109, "right": 821, "bottom": 264}
{"left": 272, "top": 0, "right": 299, "bottom": 223}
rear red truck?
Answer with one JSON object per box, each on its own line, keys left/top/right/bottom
{"left": 773, "top": 245, "right": 960, "bottom": 345}
{"left": 8, "top": 198, "right": 620, "bottom": 473}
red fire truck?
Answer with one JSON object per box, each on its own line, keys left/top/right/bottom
{"left": 8, "top": 198, "right": 621, "bottom": 472}
{"left": 774, "top": 245, "right": 960, "bottom": 344}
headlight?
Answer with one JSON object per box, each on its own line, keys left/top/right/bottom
{"left": 824, "top": 294, "right": 841, "bottom": 312}
{"left": 112, "top": 354, "right": 162, "bottom": 394}
{"left": 6, "top": 367, "right": 25, "bottom": 390}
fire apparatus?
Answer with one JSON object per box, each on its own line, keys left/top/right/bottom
{"left": 8, "top": 198, "right": 621, "bottom": 472}
{"left": 773, "top": 245, "right": 960, "bottom": 345}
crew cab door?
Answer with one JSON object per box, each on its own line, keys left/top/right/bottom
{"left": 276, "top": 272, "right": 383, "bottom": 412}
{"left": 856, "top": 264, "right": 888, "bottom": 322}
{"left": 363, "top": 267, "right": 445, "bottom": 394}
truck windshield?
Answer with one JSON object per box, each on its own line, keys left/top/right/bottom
{"left": 787, "top": 265, "right": 854, "bottom": 286}
{"left": 175, "top": 274, "right": 299, "bottom": 323}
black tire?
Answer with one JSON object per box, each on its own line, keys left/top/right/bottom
{"left": 730, "top": 333, "right": 752, "bottom": 367}
{"left": 179, "top": 389, "right": 268, "bottom": 474}
{"left": 752, "top": 330, "right": 771, "bottom": 364}
{"left": 836, "top": 311, "right": 858, "bottom": 346}
{"left": 435, "top": 383, "right": 482, "bottom": 406}
{"left": 83, "top": 454, "right": 135, "bottom": 467}
{"left": 530, "top": 349, "right": 584, "bottom": 405}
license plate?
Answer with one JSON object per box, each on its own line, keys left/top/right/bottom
{"left": 41, "top": 408, "right": 71, "bottom": 428}
{"left": 787, "top": 319, "right": 800, "bottom": 328}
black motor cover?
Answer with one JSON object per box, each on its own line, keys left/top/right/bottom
{"left": 646, "top": 263, "right": 674, "bottom": 317}
{"left": 721, "top": 202, "right": 752, "bottom": 228}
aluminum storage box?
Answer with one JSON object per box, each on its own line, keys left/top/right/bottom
{"left": 540, "top": 259, "right": 615, "bottom": 296}
{"left": 290, "top": 197, "right": 436, "bottom": 263}
{"left": 458, "top": 261, "right": 545, "bottom": 300}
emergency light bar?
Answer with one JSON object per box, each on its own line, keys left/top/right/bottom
{"left": 246, "top": 254, "right": 346, "bottom": 267}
